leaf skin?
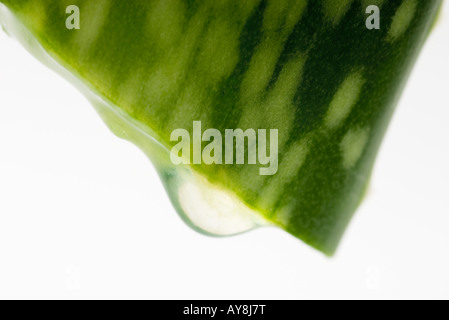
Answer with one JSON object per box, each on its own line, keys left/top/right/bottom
{"left": 0, "top": 0, "right": 442, "bottom": 255}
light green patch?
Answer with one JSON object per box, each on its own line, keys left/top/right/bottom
{"left": 115, "top": 69, "right": 146, "bottom": 116}
{"left": 340, "top": 127, "right": 370, "bottom": 169}
{"left": 142, "top": 65, "right": 180, "bottom": 115}
{"left": 260, "top": 53, "right": 307, "bottom": 149}
{"left": 263, "top": 0, "right": 307, "bottom": 35}
{"left": 258, "top": 137, "right": 310, "bottom": 212}
{"left": 144, "top": 4, "right": 209, "bottom": 120}
{"left": 169, "top": 1, "right": 261, "bottom": 130}
{"left": 268, "top": 54, "right": 307, "bottom": 104}
{"left": 238, "top": 0, "right": 306, "bottom": 130}
{"left": 283, "top": 0, "right": 308, "bottom": 36}
{"left": 324, "top": 70, "right": 365, "bottom": 129}
{"left": 162, "top": 5, "right": 211, "bottom": 128}
{"left": 146, "top": 0, "right": 186, "bottom": 53}
{"left": 387, "top": 0, "right": 417, "bottom": 42}
{"left": 235, "top": 0, "right": 263, "bottom": 22}
{"left": 22, "top": 0, "right": 46, "bottom": 31}
{"left": 322, "top": 0, "right": 354, "bottom": 25}
{"left": 170, "top": 82, "right": 211, "bottom": 131}
{"left": 232, "top": 165, "right": 266, "bottom": 194}
{"left": 361, "top": 0, "right": 386, "bottom": 11}
{"left": 275, "top": 203, "right": 295, "bottom": 227}
{"left": 262, "top": 0, "right": 291, "bottom": 32}
{"left": 168, "top": 1, "right": 260, "bottom": 129}
{"left": 196, "top": 0, "right": 260, "bottom": 83}
{"left": 72, "top": 0, "right": 112, "bottom": 54}
{"left": 239, "top": 40, "right": 284, "bottom": 109}
{"left": 197, "top": 19, "right": 240, "bottom": 82}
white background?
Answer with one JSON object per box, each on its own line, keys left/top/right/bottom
{"left": 1, "top": 3, "right": 448, "bottom": 300}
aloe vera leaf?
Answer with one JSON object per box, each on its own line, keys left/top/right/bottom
{"left": 0, "top": 0, "right": 442, "bottom": 255}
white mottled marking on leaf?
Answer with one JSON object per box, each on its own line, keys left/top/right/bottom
{"left": 258, "top": 138, "right": 310, "bottom": 211}
{"left": 387, "top": 0, "right": 417, "bottom": 42}
{"left": 269, "top": 54, "right": 307, "bottom": 105}
{"left": 324, "top": 71, "right": 365, "bottom": 129}
{"left": 238, "top": 0, "right": 306, "bottom": 130}
{"left": 263, "top": 0, "right": 307, "bottom": 35}
{"left": 144, "top": 7, "right": 206, "bottom": 114}
{"left": 142, "top": 66, "right": 179, "bottom": 117}
{"left": 73, "top": 0, "right": 112, "bottom": 51}
{"left": 23, "top": 0, "right": 46, "bottom": 31}
{"left": 197, "top": 19, "right": 240, "bottom": 82}
{"left": 263, "top": 0, "right": 290, "bottom": 31}
{"left": 361, "top": 0, "right": 386, "bottom": 11}
{"left": 283, "top": 0, "right": 308, "bottom": 35}
{"left": 115, "top": 69, "right": 149, "bottom": 118}
{"left": 169, "top": 1, "right": 261, "bottom": 129}
{"left": 340, "top": 127, "right": 370, "bottom": 169}
{"left": 261, "top": 53, "right": 307, "bottom": 149}
{"left": 239, "top": 41, "right": 284, "bottom": 110}
{"left": 169, "top": 1, "right": 261, "bottom": 130}
{"left": 275, "top": 203, "right": 295, "bottom": 227}
{"left": 146, "top": 0, "right": 186, "bottom": 52}
{"left": 170, "top": 82, "right": 211, "bottom": 131}
{"left": 322, "top": 0, "right": 354, "bottom": 25}
{"left": 197, "top": 0, "right": 260, "bottom": 83}
{"left": 152, "top": 3, "right": 210, "bottom": 126}
{"left": 235, "top": 0, "right": 263, "bottom": 23}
